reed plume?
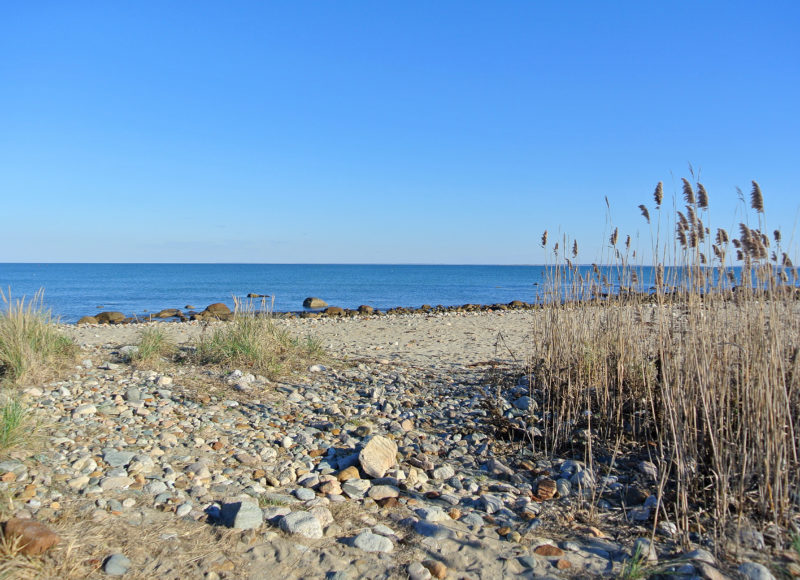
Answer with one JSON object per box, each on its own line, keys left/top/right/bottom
{"left": 609, "top": 227, "right": 618, "bottom": 246}
{"left": 751, "top": 180, "right": 764, "bottom": 212}
{"left": 654, "top": 181, "right": 663, "bottom": 207}
{"left": 639, "top": 204, "right": 650, "bottom": 223}
{"left": 540, "top": 230, "right": 548, "bottom": 248}
{"left": 682, "top": 177, "right": 695, "bottom": 205}
{"left": 697, "top": 182, "right": 709, "bottom": 209}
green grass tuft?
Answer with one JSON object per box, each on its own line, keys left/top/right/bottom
{"left": 0, "top": 289, "right": 76, "bottom": 386}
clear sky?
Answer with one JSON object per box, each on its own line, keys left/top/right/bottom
{"left": 1, "top": 1, "right": 798, "bottom": 264}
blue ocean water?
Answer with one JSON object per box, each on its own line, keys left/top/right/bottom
{"left": 1, "top": 263, "right": 560, "bottom": 323}
{"left": 0, "top": 263, "right": 773, "bottom": 324}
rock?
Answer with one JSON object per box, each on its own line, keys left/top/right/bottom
{"left": 303, "top": 297, "right": 328, "bottom": 309}
{"left": 103, "top": 450, "right": 135, "bottom": 468}
{"left": 204, "top": 303, "right": 231, "bottom": 316}
{"left": 279, "top": 511, "right": 323, "bottom": 539}
{"left": 738, "top": 562, "right": 776, "bottom": 580}
{"left": 536, "top": 478, "right": 557, "bottom": 500}
{"left": 408, "top": 561, "right": 433, "bottom": 580}
{"left": 422, "top": 560, "right": 448, "bottom": 579}
{"left": 358, "top": 435, "right": 398, "bottom": 478}
{"left": 324, "top": 307, "right": 345, "bottom": 316}
{"left": 220, "top": 501, "right": 263, "bottom": 530}
{"left": 353, "top": 530, "right": 393, "bottom": 553}
{"left": 632, "top": 537, "right": 658, "bottom": 563}
{"left": 367, "top": 485, "right": 399, "bottom": 500}
{"left": 432, "top": 464, "right": 455, "bottom": 480}
{"left": 155, "top": 308, "right": 181, "bottom": 318}
{"left": 2, "top": 518, "right": 61, "bottom": 555}
{"left": 103, "top": 553, "right": 131, "bottom": 576}
{"left": 513, "top": 396, "right": 535, "bottom": 411}
{"left": 534, "top": 544, "right": 564, "bottom": 557}
{"left": 357, "top": 305, "right": 374, "bottom": 314}
{"left": 96, "top": 311, "right": 125, "bottom": 324}
{"left": 77, "top": 316, "right": 98, "bottom": 325}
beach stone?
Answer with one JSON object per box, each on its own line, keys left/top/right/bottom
{"left": 432, "top": 464, "right": 455, "bottom": 480}
{"left": 358, "top": 436, "right": 397, "bottom": 478}
{"left": 632, "top": 537, "right": 658, "bottom": 563}
{"left": 77, "top": 316, "right": 98, "bottom": 325}
{"left": 103, "top": 450, "right": 135, "bottom": 468}
{"left": 303, "top": 297, "right": 328, "bottom": 308}
{"left": 358, "top": 305, "right": 374, "bottom": 314}
{"left": 220, "top": 501, "right": 263, "bottom": 530}
{"left": 324, "top": 306, "right": 345, "bottom": 316}
{"left": 738, "top": 562, "right": 776, "bottom": 580}
{"left": 534, "top": 544, "right": 564, "bottom": 557}
{"left": 294, "top": 488, "right": 315, "bottom": 501}
{"left": 341, "top": 479, "right": 371, "bottom": 499}
{"left": 279, "top": 511, "right": 323, "bottom": 539}
{"left": 353, "top": 530, "right": 393, "bottom": 553}
{"left": 367, "top": 485, "right": 399, "bottom": 500}
{"left": 72, "top": 404, "right": 97, "bottom": 417}
{"left": 3, "top": 518, "right": 61, "bottom": 555}
{"left": 408, "top": 561, "right": 433, "bottom": 580}
{"left": 422, "top": 560, "right": 448, "bottom": 579}
{"left": 415, "top": 506, "right": 449, "bottom": 522}
{"left": 413, "top": 521, "right": 457, "bottom": 540}
{"left": 103, "top": 553, "right": 131, "bottom": 576}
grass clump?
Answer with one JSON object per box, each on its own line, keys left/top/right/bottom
{"left": 0, "top": 398, "right": 33, "bottom": 452}
{"left": 194, "top": 300, "right": 326, "bottom": 379}
{"left": 129, "top": 326, "right": 175, "bottom": 367}
{"left": 525, "top": 174, "right": 800, "bottom": 551}
{"left": 0, "top": 289, "right": 76, "bottom": 386}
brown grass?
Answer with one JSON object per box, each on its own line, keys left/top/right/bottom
{"left": 526, "top": 177, "right": 800, "bottom": 555}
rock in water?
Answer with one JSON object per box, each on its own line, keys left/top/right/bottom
{"left": 204, "top": 303, "right": 231, "bottom": 315}
{"left": 359, "top": 435, "right": 398, "bottom": 478}
{"left": 303, "top": 297, "right": 328, "bottom": 308}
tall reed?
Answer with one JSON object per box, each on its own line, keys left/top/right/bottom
{"left": 528, "top": 178, "right": 799, "bottom": 550}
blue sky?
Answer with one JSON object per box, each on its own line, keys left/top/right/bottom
{"left": 1, "top": 1, "right": 798, "bottom": 264}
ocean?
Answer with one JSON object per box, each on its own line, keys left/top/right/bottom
{"left": 1, "top": 263, "right": 561, "bottom": 323}
{"left": 1, "top": 263, "right": 774, "bottom": 324}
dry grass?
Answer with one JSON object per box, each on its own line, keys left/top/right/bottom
{"left": 0, "top": 501, "right": 245, "bottom": 579}
{"left": 526, "top": 177, "right": 800, "bottom": 553}
{"left": 194, "top": 299, "right": 326, "bottom": 379}
{"left": 0, "top": 289, "right": 76, "bottom": 387}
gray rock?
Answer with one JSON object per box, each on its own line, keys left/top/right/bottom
{"left": 432, "top": 464, "right": 455, "bottom": 480}
{"left": 556, "top": 478, "right": 571, "bottom": 497}
{"left": 102, "top": 450, "right": 135, "bottom": 468}
{"left": 415, "top": 506, "right": 450, "bottom": 522}
{"left": 513, "top": 396, "right": 535, "bottom": 411}
{"left": 353, "top": 530, "right": 393, "bottom": 553}
{"left": 738, "top": 562, "right": 776, "bottom": 580}
{"left": 104, "top": 553, "right": 131, "bottom": 576}
{"left": 408, "top": 561, "right": 433, "bottom": 580}
{"left": 632, "top": 537, "right": 658, "bottom": 563}
{"left": 220, "top": 501, "right": 263, "bottom": 530}
{"left": 279, "top": 511, "right": 323, "bottom": 539}
{"left": 294, "top": 488, "right": 315, "bottom": 501}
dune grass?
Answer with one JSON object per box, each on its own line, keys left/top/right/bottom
{"left": 194, "top": 299, "right": 326, "bottom": 379}
{"left": 0, "top": 289, "right": 76, "bottom": 386}
{"left": 0, "top": 398, "right": 33, "bottom": 453}
{"left": 128, "top": 326, "right": 175, "bottom": 368}
{"left": 526, "top": 176, "right": 799, "bottom": 552}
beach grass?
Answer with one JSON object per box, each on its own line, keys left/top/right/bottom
{"left": 0, "top": 289, "right": 76, "bottom": 386}
{"left": 0, "top": 398, "right": 33, "bottom": 452}
{"left": 527, "top": 176, "right": 799, "bottom": 551}
{"left": 194, "top": 299, "right": 326, "bottom": 378}
{"left": 129, "top": 326, "right": 175, "bottom": 368}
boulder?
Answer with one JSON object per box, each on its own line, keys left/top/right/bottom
{"left": 324, "top": 306, "right": 345, "bottom": 316}
{"left": 303, "top": 297, "right": 328, "bottom": 309}
{"left": 77, "top": 316, "right": 98, "bottom": 325}
{"left": 155, "top": 309, "right": 181, "bottom": 318}
{"left": 204, "top": 303, "right": 231, "bottom": 315}
{"left": 96, "top": 311, "right": 125, "bottom": 324}
{"left": 357, "top": 305, "right": 375, "bottom": 315}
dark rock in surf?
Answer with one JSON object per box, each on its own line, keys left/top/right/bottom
{"left": 96, "top": 312, "right": 125, "bottom": 324}
{"left": 303, "top": 297, "right": 328, "bottom": 309}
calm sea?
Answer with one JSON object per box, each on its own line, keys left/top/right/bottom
{"left": 1, "top": 263, "right": 766, "bottom": 324}
{"left": 1, "top": 263, "right": 563, "bottom": 323}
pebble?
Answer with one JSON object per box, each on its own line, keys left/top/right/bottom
{"left": 279, "top": 511, "right": 323, "bottom": 539}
